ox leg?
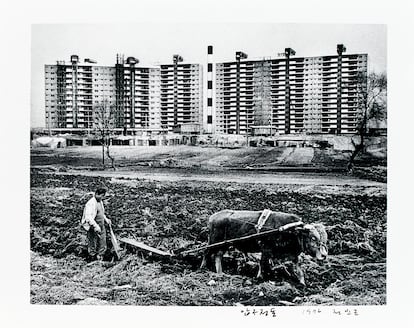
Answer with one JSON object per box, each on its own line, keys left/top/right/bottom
{"left": 256, "top": 262, "right": 263, "bottom": 280}
{"left": 293, "top": 263, "right": 305, "bottom": 286}
{"left": 285, "top": 259, "right": 306, "bottom": 286}
{"left": 200, "top": 252, "right": 207, "bottom": 270}
{"left": 258, "top": 250, "right": 272, "bottom": 280}
{"left": 214, "top": 251, "right": 223, "bottom": 274}
{"left": 200, "top": 250, "right": 214, "bottom": 271}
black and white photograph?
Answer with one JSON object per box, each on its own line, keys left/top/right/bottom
{"left": 1, "top": 0, "right": 413, "bottom": 327}
{"left": 29, "top": 21, "right": 387, "bottom": 306}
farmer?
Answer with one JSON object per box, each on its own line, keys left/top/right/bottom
{"left": 81, "top": 187, "right": 112, "bottom": 261}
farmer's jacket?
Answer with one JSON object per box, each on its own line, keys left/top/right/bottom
{"left": 81, "top": 196, "right": 106, "bottom": 231}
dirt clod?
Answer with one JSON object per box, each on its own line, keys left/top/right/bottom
{"left": 30, "top": 169, "right": 385, "bottom": 306}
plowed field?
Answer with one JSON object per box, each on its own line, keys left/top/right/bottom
{"left": 30, "top": 163, "right": 386, "bottom": 306}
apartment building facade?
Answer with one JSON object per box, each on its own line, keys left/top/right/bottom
{"left": 45, "top": 55, "right": 203, "bottom": 134}
{"left": 113, "top": 55, "right": 163, "bottom": 133}
{"left": 45, "top": 47, "right": 367, "bottom": 136}
{"left": 160, "top": 61, "right": 203, "bottom": 133}
{"left": 45, "top": 55, "right": 95, "bottom": 130}
{"left": 214, "top": 48, "right": 367, "bottom": 135}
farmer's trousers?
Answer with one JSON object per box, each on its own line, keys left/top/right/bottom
{"left": 87, "top": 218, "right": 107, "bottom": 258}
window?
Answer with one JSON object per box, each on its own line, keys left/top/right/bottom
{"left": 208, "top": 81, "right": 212, "bottom": 89}
{"left": 207, "top": 115, "right": 213, "bottom": 124}
{"left": 208, "top": 63, "right": 213, "bottom": 72}
{"left": 207, "top": 98, "right": 212, "bottom": 106}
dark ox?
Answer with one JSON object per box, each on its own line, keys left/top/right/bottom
{"left": 200, "top": 210, "right": 328, "bottom": 285}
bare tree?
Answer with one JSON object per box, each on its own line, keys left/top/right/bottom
{"left": 347, "top": 72, "right": 387, "bottom": 171}
{"left": 93, "top": 98, "right": 116, "bottom": 170}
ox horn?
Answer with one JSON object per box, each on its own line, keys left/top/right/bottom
{"left": 294, "top": 222, "right": 309, "bottom": 231}
{"left": 302, "top": 224, "right": 314, "bottom": 230}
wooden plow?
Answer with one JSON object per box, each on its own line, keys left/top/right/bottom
{"left": 115, "top": 221, "right": 304, "bottom": 260}
{"left": 118, "top": 237, "right": 174, "bottom": 257}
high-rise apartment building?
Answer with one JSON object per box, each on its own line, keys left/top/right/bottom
{"left": 45, "top": 55, "right": 96, "bottom": 130}
{"left": 45, "top": 46, "right": 367, "bottom": 136}
{"left": 45, "top": 55, "right": 203, "bottom": 134}
{"left": 214, "top": 47, "right": 367, "bottom": 135}
{"left": 160, "top": 60, "right": 203, "bottom": 133}
{"left": 113, "top": 55, "right": 162, "bottom": 133}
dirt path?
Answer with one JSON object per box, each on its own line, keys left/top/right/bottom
{"left": 42, "top": 168, "right": 385, "bottom": 187}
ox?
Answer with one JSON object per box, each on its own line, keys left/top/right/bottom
{"left": 200, "top": 210, "right": 328, "bottom": 285}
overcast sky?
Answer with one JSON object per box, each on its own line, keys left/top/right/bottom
{"left": 31, "top": 23, "right": 386, "bottom": 128}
